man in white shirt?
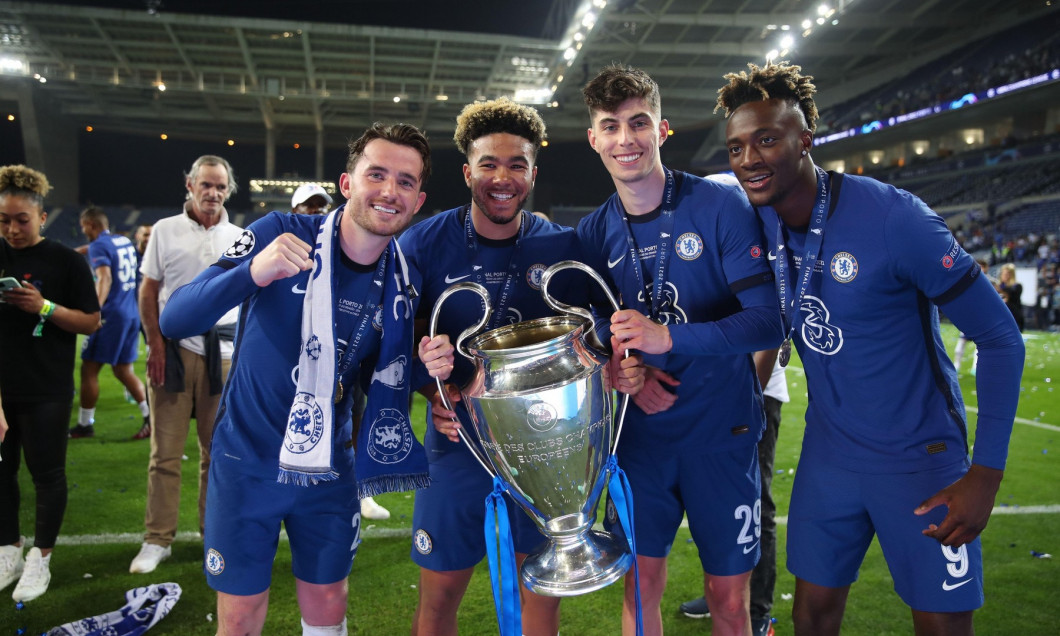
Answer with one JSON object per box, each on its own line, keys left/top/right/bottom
{"left": 130, "top": 155, "right": 245, "bottom": 574}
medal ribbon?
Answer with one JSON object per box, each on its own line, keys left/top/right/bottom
{"left": 484, "top": 476, "right": 522, "bottom": 636}
{"left": 773, "top": 167, "right": 830, "bottom": 354}
{"left": 331, "top": 211, "right": 388, "bottom": 400}
{"left": 463, "top": 206, "right": 525, "bottom": 330}
{"left": 619, "top": 169, "right": 677, "bottom": 319}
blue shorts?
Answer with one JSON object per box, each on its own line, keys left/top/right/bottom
{"left": 203, "top": 460, "right": 361, "bottom": 596}
{"left": 412, "top": 447, "right": 546, "bottom": 571}
{"left": 81, "top": 314, "right": 140, "bottom": 365}
{"left": 604, "top": 442, "right": 761, "bottom": 576}
{"left": 787, "top": 458, "right": 984, "bottom": 612}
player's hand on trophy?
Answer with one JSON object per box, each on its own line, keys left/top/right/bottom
{"left": 249, "top": 233, "right": 314, "bottom": 287}
{"left": 423, "top": 383, "right": 463, "bottom": 443}
{"left": 916, "top": 463, "right": 1003, "bottom": 546}
{"left": 608, "top": 336, "right": 645, "bottom": 395}
{"left": 419, "top": 334, "right": 455, "bottom": 381}
{"left": 631, "top": 366, "right": 680, "bottom": 414}
{"left": 610, "top": 309, "right": 672, "bottom": 354}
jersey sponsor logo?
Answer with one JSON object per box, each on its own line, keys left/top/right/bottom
{"left": 291, "top": 282, "right": 307, "bottom": 294}
{"left": 367, "top": 408, "right": 414, "bottom": 464}
{"left": 305, "top": 335, "right": 322, "bottom": 360}
{"left": 414, "top": 529, "right": 433, "bottom": 555}
{"left": 675, "top": 232, "right": 704, "bottom": 261}
{"left": 637, "top": 282, "right": 688, "bottom": 325}
{"left": 526, "top": 263, "right": 547, "bottom": 290}
{"left": 284, "top": 392, "right": 325, "bottom": 454}
{"left": 942, "top": 578, "right": 973, "bottom": 591}
{"left": 371, "top": 355, "right": 407, "bottom": 389}
{"left": 205, "top": 548, "right": 225, "bottom": 575}
{"left": 607, "top": 254, "right": 626, "bottom": 269}
{"left": 750, "top": 245, "right": 762, "bottom": 259}
{"left": 526, "top": 402, "right": 559, "bottom": 432}
{"left": 767, "top": 251, "right": 777, "bottom": 261}
{"left": 830, "top": 251, "right": 858, "bottom": 283}
{"left": 224, "top": 230, "right": 256, "bottom": 258}
{"left": 444, "top": 273, "right": 470, "bottom": 284}
{"left": 799, "top": 295, "right": 843, "bottom": 355}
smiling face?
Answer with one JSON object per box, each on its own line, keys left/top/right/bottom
{"left": 338, "top": 138, "right": 427, "bottom": 243}
{"left": 464, "top": 132, "right": 537, "bottom": 234}
{"left": 725, "top": 98, "right": 817, "bottom": 225}
{"left": 0, "top": 193, "right": 46, "bottom": 249}
{"left": 587, "top": 96, "right": 668, "bottom": 188}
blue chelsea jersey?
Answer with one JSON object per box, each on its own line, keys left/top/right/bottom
{"left": 398, "top": 207, "right": 589, "bottom": 460}
{"left": 88, "top": 230, "right": 140, "bottom": 320}
{"left": 162, "top": 210, "right": 384, "bottom": 479}
{"left": 759, "top": 173, "right": 992, "bottom": 473}
{"left": 577, "top": 170, "right": 779, "bottom": 451}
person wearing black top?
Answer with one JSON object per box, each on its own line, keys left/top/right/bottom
{"left": 0, "top": 165, "right": 100, "bottom": 603}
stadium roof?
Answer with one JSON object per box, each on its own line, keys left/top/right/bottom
{"left": 0, "top": 0, "right": 1054, "bottom": 148}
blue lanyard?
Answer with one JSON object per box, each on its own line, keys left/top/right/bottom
{"left": 619, "top": 168, "right": 677, "bottom": 319}
{"left": 463, "top": 206, "right": 525, "bottom": 330}
{"left": 774, "top": 167, "right": 829, "bottom": 341}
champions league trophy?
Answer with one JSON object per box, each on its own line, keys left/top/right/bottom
{"left": 429, "top": 260, "right": 634, "bottom": 597}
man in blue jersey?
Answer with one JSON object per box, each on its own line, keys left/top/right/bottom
{"left": 578, "top": 65, "right": 784, "bottom": 636}
{"left": 716, "top": 62, "right": 1026, "bottom": 636}
{"left": 159, "top": 123, "right": 453, "bottom": 636}
{"left": 400, "top": 97, "right": 644, "bottom": 636}
{"left": 70, "top": 206, "right": 149, "bottom": 440}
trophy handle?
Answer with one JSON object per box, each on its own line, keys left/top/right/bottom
{"left": 540, "top": 260, "right": 630, "bottom": 457}
{"left": 427, "top": 282, "right": 497, "bottom": 477}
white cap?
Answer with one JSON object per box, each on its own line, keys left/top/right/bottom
{"left": 291, "top": 183, "right": 333, "bottom": 208}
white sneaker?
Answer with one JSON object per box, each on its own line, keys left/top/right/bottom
{"left": 12, "top": 547, "right": 50, "bottom": 602}
{"left": 0, "top": 539, "right": 25, "bottom": 592}
{"left": 129, "top": 542, "right": 171, "bottom": 574}
{"left": 360, "top": 496, "right": 391, "bottom": 520}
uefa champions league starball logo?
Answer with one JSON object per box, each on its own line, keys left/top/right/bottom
{"left": 224, "top": 230, "right": 256, "bottom": 258}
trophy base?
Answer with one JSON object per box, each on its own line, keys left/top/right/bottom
{"left": 520, "top": 528, "right": 633, "bottom": 597}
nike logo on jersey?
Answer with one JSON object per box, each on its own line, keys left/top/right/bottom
{"left": 942, "top": 578, "right": 973, "bottom": 591}
{"left": 444, "top": 273, "right": 470, "bottom": 283}
{"left": 291, "top": 283, "right": 307, "bottom": 294}
{"left": 767, "top": 251, "right": 777, "bottom": 261}
{"left": 608, "top": 255, "right": 626, "bottom": 268}
{"left": 742, "top": 540, "right": 760, "bottom": 555}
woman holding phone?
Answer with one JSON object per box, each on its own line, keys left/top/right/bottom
{"left": 0, "top": 165, "right": 99, "bottom": 603}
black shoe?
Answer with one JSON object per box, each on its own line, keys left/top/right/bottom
{"left": 753, "top": 615, "right": 775, "bottom": 636}
{"left": 69, "top": 424, "right": 95, "bottom": 439}
{"left": 131, "top": 418, "right": 151, "bottom": 440}
{"left": 679, "top": 596, "right": 709, "bottom": 619}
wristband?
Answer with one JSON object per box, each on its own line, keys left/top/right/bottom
{"left": 33, "top": 299, "right": 55, "bottom": 337}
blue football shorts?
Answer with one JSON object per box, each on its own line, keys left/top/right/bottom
{"left": 604, "top": 440, "right": 761, "bottom": 576}
{"left": 411, "top": 445, "right": 546, "bottom": 571}
{"left": 203, "top": 461, "right": 361, "bottom": 596}
{"left": 787, "top": 457, "right": 984, "bottom": 612}
{"left": 81, "top": 314, "right": 140, "bottom": 365}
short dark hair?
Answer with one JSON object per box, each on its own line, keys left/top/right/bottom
{"left": 453, "top": 97, "right": 547, "bottom": 158}
{"left": 582, "top": 65, "right": 661, "bottom": 121}
{"left": 0, "top": 164, "right": 50, "bottom": 209}
{"left": 346, "top": 122, "right": 432, "bottom": 186}
{"left": 715, "top": 61, "right": 819, "bottom": 133}
{"left": 80, "top": 205, "right": 109, "bottom": 228}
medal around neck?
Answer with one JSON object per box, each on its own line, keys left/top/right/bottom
{"left": 429, "top": 262, "right": 633, "bottom": 596}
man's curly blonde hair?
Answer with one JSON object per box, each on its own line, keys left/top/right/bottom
{"left": 715, "top": 61, "right": 819, "bottom": 133}
{"left": 0, "top": 165, "right": 51, "bottom": 207}
{"left": 453, "top": 97, "right": 546, "bottom": 158}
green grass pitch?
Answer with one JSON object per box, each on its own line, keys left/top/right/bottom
{"left": 4, "top": 325, "right": 1058, "bottom": 634}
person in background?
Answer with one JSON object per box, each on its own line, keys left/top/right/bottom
{"left": 70, "top": 206, "right": 150, "bottom": 440}
{"left": 130, "top": 155, "right": 244, "bottom": 575}
{"left": 0, "top": 165, "right": 100, "bottom": 603}
{"left": 291, "top": 183, "right": 333, "bottom": 215}
{"left": 998, "top": 263, "right": 1024, "bottom": 331}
